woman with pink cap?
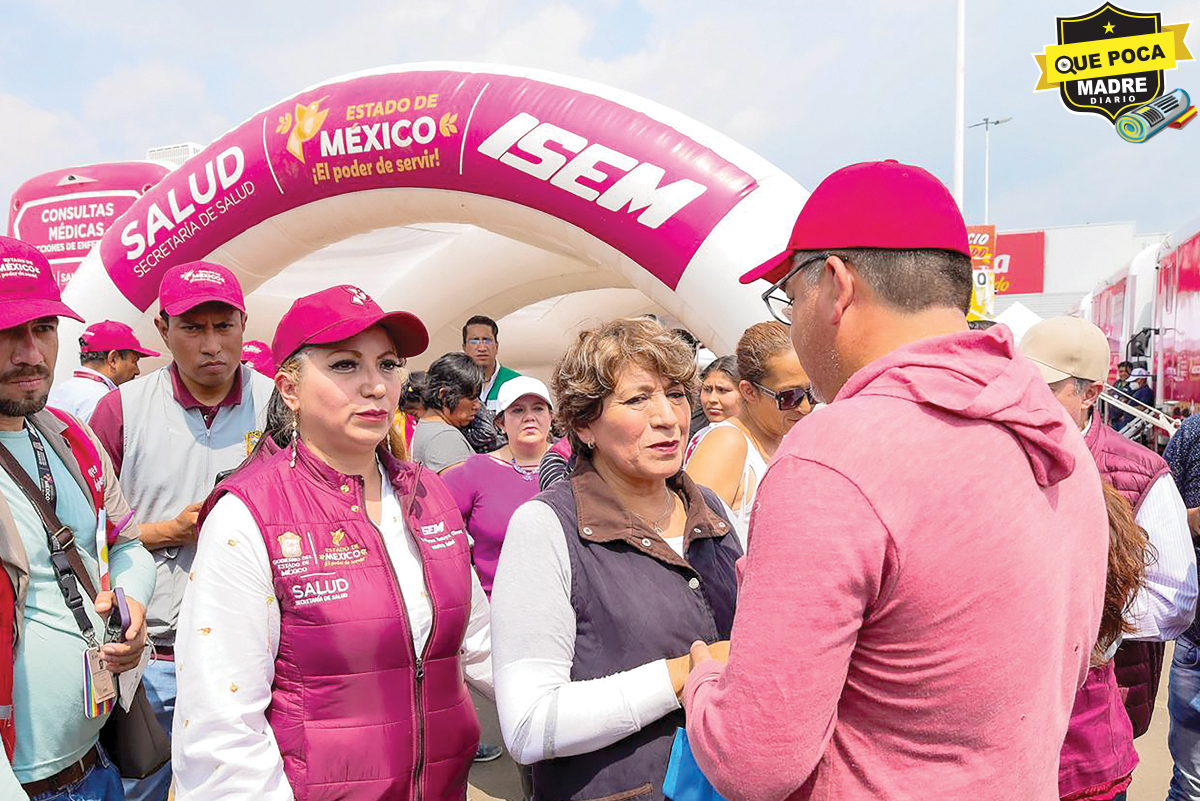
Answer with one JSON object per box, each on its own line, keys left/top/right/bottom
{"left": 172, "top": 285, "right": 492, "bottom": 800}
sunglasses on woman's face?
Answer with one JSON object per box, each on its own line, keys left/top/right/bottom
{"left": 751, "top": 381, "right": 815, "bottom": 411}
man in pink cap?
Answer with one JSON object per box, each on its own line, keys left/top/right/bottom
{"left": 682, "top": 161, "right": 1108, "bottom": 799}
{"left": 239, "top": 340, "right": 274, "bottom": 377}
{"left": 0, "top": 236, "right": 155, "bottom": 800}
{"left": 47, "top": 321, "right": 160, "bottom": 422}
{"left": 89, "top": 260, "right": 273, "bottom": 801}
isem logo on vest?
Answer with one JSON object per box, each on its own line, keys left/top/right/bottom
{"left": 1033, "top": 4, "right": 1194, "bottom": 142}
{"left": 418, "top": 519, "right": 464, "bottom": 551}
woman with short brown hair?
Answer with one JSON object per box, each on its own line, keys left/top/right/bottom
{"left": 491, "top": 317, "right": 741, "bottom": 801}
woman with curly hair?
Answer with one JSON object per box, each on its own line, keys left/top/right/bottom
{"left": 491, "top": 317, "right": 741, "bottom": 801}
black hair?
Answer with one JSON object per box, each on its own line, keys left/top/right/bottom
{"left": 1118, "top": 361, "right": 1133, "bottom": 369}
{"left": 400, "top": 371, "right": 428, "bottom": 413}
{"left": 795, "top": 248, "right": 973, "bottom": 314}
{"left": 700, "top": 355, "right": 739, "bottom": 383}
{"left": 79, "top": 348, "right": 136, "bottom": 366}
{"left": 967, "top": 319, "right": 997, "bottom": 331}
{"left": 423, "top": 353, "right": 484, "bottom": 411}
{"left": 462, "top": 315, "right": 499, "bottom": 344}
{"left": 672, "top": 328, "right": 700, "bottom": 354}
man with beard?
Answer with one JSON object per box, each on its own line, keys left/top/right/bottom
{"left": 680, "top": 161, "right": 1108, "bottom": 799}
{"left": 0, "top": 236, "right": 155, "bottom": 800}
{"left": 88, "top": 260, "right": 273, "bottom": 801}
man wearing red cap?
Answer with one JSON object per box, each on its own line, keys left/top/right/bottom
{"left": 681, "top": 161, "right": 1108, "bottom": 799}
{"left": 0, "top": 236, "right": 155, "bottom": 800}
{"left": 47, "top": 322, "right": 160, "bottom": 422}
{"left": 89, "top": 260, "right": 273, "bottom": 801}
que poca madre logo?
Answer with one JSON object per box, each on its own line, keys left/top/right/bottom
{"left": 1034, "top": 3, "right": 1195, "bottom": 142}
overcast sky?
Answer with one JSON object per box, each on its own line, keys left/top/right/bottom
{"left": 2, "top": 0, "right": 1197, "bottom": 238}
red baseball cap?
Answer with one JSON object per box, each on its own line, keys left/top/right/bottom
{"left": 271, "top": 285, "right": 429, "bottom": 364}
{"left": 0, "top": 235, "right": 83, "bottom": 329}
{"left": 740, "top": 160, "right": 970, "bottom": 284}
{"left": 79, "top": 321, "right": 160, "bottom": 357}
{"left": 158, "top": 261, "right": 247, "bottom": 316}
{"left": 240, "top": 340, "right": 275, "bottom": 376}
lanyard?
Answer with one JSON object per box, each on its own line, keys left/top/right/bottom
{"left": 72, "top": 370, "right": 111, "bottom": 387}
{"left": 26, "top": 424, "right": 56, "bottom": 507}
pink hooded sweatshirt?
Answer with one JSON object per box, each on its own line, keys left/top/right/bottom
{"left": 683, "top": 327, "right": 1107, "bottom": 801}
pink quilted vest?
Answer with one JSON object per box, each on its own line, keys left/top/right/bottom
{"left": 211, "top": 439, "right": 480, "bottom": 801}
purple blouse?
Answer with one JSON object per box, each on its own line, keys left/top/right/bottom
{"left": 440, "top": 453, "right": 541, "bottom": 596}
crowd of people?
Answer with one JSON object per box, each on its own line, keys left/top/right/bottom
{"left": 0, "top": 157, "right": 1198, "bottom": 801}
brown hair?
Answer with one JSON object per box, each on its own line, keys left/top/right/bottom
{"left": 1094, "top": 482, "right": 1153, "bottom": 664}
{"left": 552, "top": 317, "right": 697, "bottom": 453}
{"left": 736, "top": 321, "right": 793, "bottom": 384}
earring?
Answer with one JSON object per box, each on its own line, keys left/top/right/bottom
{"left": 289, "top": 415, "right": 298, "bottom": 468}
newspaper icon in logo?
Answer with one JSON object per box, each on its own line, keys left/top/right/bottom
{"left": 1117, "top": 88, "right": 1193, "bottom": 140}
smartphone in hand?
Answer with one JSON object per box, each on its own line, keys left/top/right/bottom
{"left": 105, "top": 587, "right": 131, "bottom": 644}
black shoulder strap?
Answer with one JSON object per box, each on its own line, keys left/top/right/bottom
{"left": 0, "top": 432, "right": 100, "bottom": 646}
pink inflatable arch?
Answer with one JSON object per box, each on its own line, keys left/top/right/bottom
{"left": 9, "top": 162, "right": 170, "bottom": 289}
{"left": 60, "top": 63, "right": 806, "bottom": 378}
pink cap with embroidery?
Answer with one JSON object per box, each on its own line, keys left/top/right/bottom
{"left": 79, "top": 321, "right": 160, "bottom": 357}
{"left": 272, "top": 285, "right": 428, "bottom": 364}
{"left": 241, "top": 340, "right": 275, "bottom": 376}
{"left": 158, "top": 261, "right": 247, "bottom": 316}
{"left": 0, "top": 235, "right": 83, "bottom": 330}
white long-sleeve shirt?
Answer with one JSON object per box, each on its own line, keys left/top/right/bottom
{"left": 45, "top": 367, "right": 115, "bottom": 422}
{"left": 172, "top": 463, "right": 493, "bottom": 800}
{"left": 491, "top": 500, "right": 682, "bottom": 767}
{"left": 1127, "top": 473, "right": 1198, "bottom": 640}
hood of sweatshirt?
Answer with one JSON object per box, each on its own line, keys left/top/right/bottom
{"left": 835, "top": 325, "right": 1076, "bottom": 487}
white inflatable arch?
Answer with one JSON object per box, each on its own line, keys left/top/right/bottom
{"left": 60, "top": 62, "right": 807, "bottom": 379}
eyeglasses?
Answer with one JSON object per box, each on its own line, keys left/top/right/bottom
{"left": 751, "top": 381, "right": 815, "bottom": 411}
{"left": 466, "top": 337, "right": 496, "bottom": 346}
{"left": 760, "top": 252, "right": 831, "bottom": 325}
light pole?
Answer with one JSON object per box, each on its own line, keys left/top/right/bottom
{"left": 968, "top": 116, "right": 1012, "bottom": 223}
{"left": 953, "top": 0, "right": 966, "bottom": 209}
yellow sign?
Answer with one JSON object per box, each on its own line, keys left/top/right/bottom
{"left": 968, "top": 268, "right": 995, "bottom": 322}
{"left": 1036, "top": 28, "right": 1189, "bottom": 88}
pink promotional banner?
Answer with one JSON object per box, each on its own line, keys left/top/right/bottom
{"left": 103, "top": 68, "right": 760, "bottom": 311}
{"left": 10, "top": 162, "right": 170, "bottom": 288}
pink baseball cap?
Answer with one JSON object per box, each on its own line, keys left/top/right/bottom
{"left": 79, "top": 321, "right": 160, "bottom": 357}
{"left": 240, "top": 340, "right": 275, "bottom": 376}
{"left": 740, "top": 160, "right": 970, "bottom": 284}
{"left": 271, "top": 285, "right": 429, "bottom": 364}
{"left": 158, "top": 261, "right": 247, "bottom": 316}
{"left": 0, "top": 235, "right": 83, "bottom": 329}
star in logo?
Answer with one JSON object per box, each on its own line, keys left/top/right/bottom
{"left": 1104, "top": 21, "right": 1115, "bottom": 33}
